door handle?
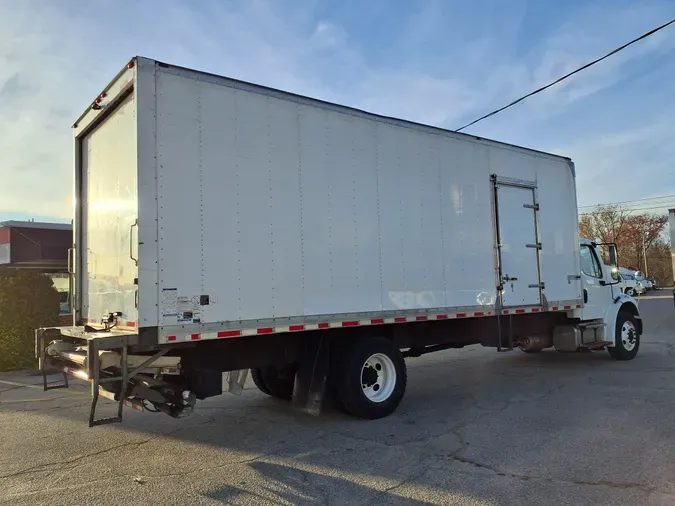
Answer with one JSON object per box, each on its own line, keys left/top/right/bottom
{"left": 583, "top": 289, "right": 588, "bottom": 303}
{"left": 67, "top": 247, "right": 75, "bottom": 274}
{"left": 130, "top": 220, "right": 138, "bottom": 266}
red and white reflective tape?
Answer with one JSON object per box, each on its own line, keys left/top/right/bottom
{"left": 96, "top": 387, "right": 144, "bottom": 412}
{"left": 549, "top": 304, "right": 582, "bottom": 312}
{"left": 163, "top": 304, "right": 581, "bottom": 343}
{"left": 62, "top": 366, "right": 89, "bottom": 381}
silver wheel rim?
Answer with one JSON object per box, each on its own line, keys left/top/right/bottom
{"left": 361, "top": 353, "right": 397, "bottom": 403}
{"left": 621, "top": 320, "right": 637, "bottom": 351}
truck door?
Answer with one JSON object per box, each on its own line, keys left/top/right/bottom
{"left": 78, "top": 91, "right": 138, "bottom": 328}
{"left": 493, "top": 177, "right": 542, "bottom": 307}
{"left": 579, "top": 243, "right": 607, "bottom": 321}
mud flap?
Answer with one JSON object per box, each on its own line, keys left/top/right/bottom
{"left": 226, "top": 369, "right": 249, "bottom": 395}
{"left": 292, "top": 335, "right": 330, "bottom": 416}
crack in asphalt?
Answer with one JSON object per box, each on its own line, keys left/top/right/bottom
{"left": 0, "top": 427, "right": 185, "bottom": 480}
{"left": 443, "top": 381, "right": 673, "bottom": 497}
{"left": 0, "top": 441, "right": 150, "bottom": 480}
{"left": 449, "top": 453, "right": 667, "bottom": 495}
{"left": 367, "top": 464, "right": 432, "bottom": 505}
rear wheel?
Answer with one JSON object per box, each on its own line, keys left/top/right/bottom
{"left": 250, "top": 368, "right": 272, "bottom": 396}
{"left": 251, "top": 366, "right": 295, "bottom": 399}
{"left": 334, "top": 337, "right": 407, "bottom": 419}
{"left": 608, "top": 312, "right": 640, "bottom": 361}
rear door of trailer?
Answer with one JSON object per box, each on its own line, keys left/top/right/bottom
{"left": 73, "top": 67, "right": 139, "bottom": 329}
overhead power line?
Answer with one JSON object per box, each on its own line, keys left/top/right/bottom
{"left": 454, "top": 17, "right": 675, "bottom": 133}
{"left": 579, "top": 204, "right": 675, "bottom": 215}
{"left": 579, "top": 194, "right": 675, "bottom": 209}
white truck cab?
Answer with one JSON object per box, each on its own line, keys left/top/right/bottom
{"left": 576, "top": 240, "right": 641, "bottom": 360}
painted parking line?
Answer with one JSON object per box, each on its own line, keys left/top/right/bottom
{"left": 0, "top": 379, "right": 87, "bottom": 396}
{"left": 0, "top": 379, "right": 46, "bottom": 390}
{"left": 0, "top": 395, "right": 91, "bottom": 404}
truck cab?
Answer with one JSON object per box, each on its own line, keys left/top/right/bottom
{"left": 576, "top": 239, "right": 641, "bottom": 360}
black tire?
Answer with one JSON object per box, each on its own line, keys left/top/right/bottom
{"left": 250, "top": 367, "right": 272, "bottom": 396}
{"left": 251, "top": 366, "right": 295, "bottom": 399}
{"left": 625, "top": 288, "right": 635, "bottom": 297}
{"left": 607, "top": 311, "right": 640, "bottom": 361}
{"left": 325, "top": 373, "right": 348, "bottom": 413}
{"left": 521, "top": 348, "right": 542, "bottom": 353}
{"left": 334, "top": 337, "right": 407, "bottom": 420}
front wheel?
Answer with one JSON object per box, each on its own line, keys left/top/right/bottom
{"left": 334, "top": 337, "right": 407, "bottom": 419}
{"left": 625, "top": 288, "right": 635, "bottom": 297}
{"left": 607, "top": 312, "right": 640, "bottom": 361}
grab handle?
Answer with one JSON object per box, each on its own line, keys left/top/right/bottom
{"left": 130, "top": 220, "right": 138, "bottom": 266}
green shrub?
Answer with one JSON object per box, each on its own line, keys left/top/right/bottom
{"left": 0, "top": 269, "right": 60, "bottom": 371}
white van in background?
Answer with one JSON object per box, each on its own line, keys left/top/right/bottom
{"left": 618, "top": 268, "right": 645, "bottom": 296}
{"left": 633, "top": 271, "right": 653, "bottom": 291}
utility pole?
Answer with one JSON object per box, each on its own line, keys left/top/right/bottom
{"left": 669, "top": 209, "right": 675, "bottom": 305}
{"left": 642, "top": 232, "right": 649, "bottom": 277}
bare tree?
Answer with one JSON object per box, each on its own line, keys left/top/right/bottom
{"left": 579, "top": 205, "right": 629, "bottom": 244}
{"left": 579, "top": 205, "right": 671, "bottom": 284}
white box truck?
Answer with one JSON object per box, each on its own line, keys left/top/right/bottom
{"left": 36, "top": 57, "right": 643, "bottom": 426}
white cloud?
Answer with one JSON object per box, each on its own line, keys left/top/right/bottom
{"left": 557, "top": 120, "right": 675, "bottom": 209}
{"left": 0, "top": 0, "right": 674, "bottom": 219}
{"left": 312, "top": 21, "right": 348, "bottom": 49}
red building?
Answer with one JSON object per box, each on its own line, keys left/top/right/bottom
{"left": 0, "top": 220, "right": 73, "bottom": 325}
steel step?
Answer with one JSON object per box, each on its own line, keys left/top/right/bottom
{"left": 578, "top": 321, "right": 606, "bottom": 330}
{"left": 580, "top": 340, "right": 613, "bottom": 350}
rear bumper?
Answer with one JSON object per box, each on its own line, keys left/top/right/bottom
{"left": 35, "top": 326, "right": 192, "bottom": 426}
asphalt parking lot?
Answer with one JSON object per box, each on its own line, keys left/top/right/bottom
{"left": 1, "top": 295, "right": 674, "bottom": 505}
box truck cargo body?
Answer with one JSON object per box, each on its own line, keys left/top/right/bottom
{"left": 36, "top": 57, "right": 643, "bottom": 426}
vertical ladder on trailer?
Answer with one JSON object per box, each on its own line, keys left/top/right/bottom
{"left": 496, "top": 310, "right": 514, "bottom": 352}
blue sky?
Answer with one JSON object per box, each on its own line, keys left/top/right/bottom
{"left": 1, "top": 0, "right": 674, "bottom": 222}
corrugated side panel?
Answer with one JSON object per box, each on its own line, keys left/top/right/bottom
{"left": 154, "top": 68, "right": 579, "bottom": 328}
{"left": 536, "top": 157, "right": 582, "bottom": 303}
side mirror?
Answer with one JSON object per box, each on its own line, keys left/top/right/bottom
{"left": 610, "top": 267, "right": 620, "bottom": 282}
{"left": 608, "top": 244, "right": 618, "bottom": 268}
{"left": 597, "top": 242, "right": 621, "bottom": 284}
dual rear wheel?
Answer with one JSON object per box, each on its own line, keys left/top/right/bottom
{"left": 250, "top": 337, "right": 407, "bottom": 419}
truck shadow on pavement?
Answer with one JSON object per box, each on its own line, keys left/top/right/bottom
{"left": 205, "top": 460, "right": 434, "bottom": 505}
